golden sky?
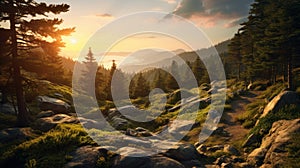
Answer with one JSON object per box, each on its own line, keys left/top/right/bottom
{"left": 40, "top": 0, "right": 254, "bottom": 67}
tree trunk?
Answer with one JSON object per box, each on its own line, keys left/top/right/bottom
{"left": 283, "top": 63, "right": 287, "bottom": 82}
{"left": 287, "top": 55, "right": 293, "bottom": 90}
{"left": 9, "top": 4, "right": 29, "bottom": 126}
{"left": 237, "top": 63, "right": 241, "bottom": 81}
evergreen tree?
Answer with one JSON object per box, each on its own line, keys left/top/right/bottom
{"left": 166, "top": 61, "right": 179, "bottom": 91}
{"left": 131, "top": 73, "right": 150, "bottom": 98}
{"left": 0, "top": 0, "right": 74, "bottom": 126}
{"left": 106, "top": 60, "right": 117, "bottom": 100}
{"left": 81, "top": 48, "right": 97, "bottom": 95}
{"left": 153, "top": 70, "right": 166, "bottom": 91}
{"left": 228, "top": 32, "right": 242, "bottom": 80}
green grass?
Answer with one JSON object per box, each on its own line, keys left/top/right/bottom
{"left": 249, "top": 104, "right": 300, "bottom": 149}
{"left": 237, "top": 83, "right": 287, "bottom": 129}
{"left": 0, "top": 124, "right": 95, "bottom": 168}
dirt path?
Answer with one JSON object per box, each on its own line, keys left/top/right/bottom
{"left": 221, "top": 91, "right": 259, "bottom": 144}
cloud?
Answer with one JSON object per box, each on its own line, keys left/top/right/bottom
{"left": 95, "top": 13, "right": 113, "bottom": 18}
{"left": 225, "top": 17, "right": 248, "bottom": 28}
{"left": 172, "top": 0, "right": 254, "bottom": 27}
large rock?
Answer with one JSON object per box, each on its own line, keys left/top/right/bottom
{"left": 112, "top": 149, "right": 185, "bottom": 168}
{"left": 223, "top": 145, "right": 240, "bottom": 156}
{"left": 248, "top": 119, "right": 300, "bottom": 167}
{"left": 37, "top": 96, "right": 71, "bottom": 114}
{"left": 65, "top": 145, "right": 106, "bottom": 168}
{"left": 164, "top": 144, "right": 205, "bottom": 161}
{"left": 36, "top": 110, "right": 55, "bottom": 118}
{"left": 247, "top": 147, "right": 267, "bottom": 166}
{"left": 242, "top": 133, "right": 259, "bottom": 148}
{"left": 260, "top": 91, "right": 300, "bottom": 119}
{"left": 111, "top": 117, "right": 130, "bottom": 130}
{"left": 0, "top": 103, "right": 17, "bottom": 114}
{"left": 0, "top": 127, "right": 35, "bottom": 143}
{"left": 78, "top": 117, "right": 106, "bottom": 129}
{"left": 150, "top": 156, "right": 185, "bottom": 168}
{"left": 33, "top": 114, "right": 78, "bottom": 132}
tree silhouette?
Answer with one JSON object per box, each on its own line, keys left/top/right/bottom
{"left": 0, "top": 0, "right": 74, "bottom": 126}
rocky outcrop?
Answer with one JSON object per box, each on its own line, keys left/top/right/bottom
{"left": 247, "top": 119, "right": 300, "bottom": 167}
{"left": 242, "top": 133, "right": 259, "bottom": 148}
{"left": 260, "top": 91, "right": 300, "bottom": 119}
{"left": 65, "top": 145, "right": 107, "bottom": 168}
{"left": 37, "top": 96, "right": 71, "bottom": 114}
{"left": 111, "top": 144, "right": 205, "bottom": 168}
{"left": 33, "top": 114, "right": 78, "bottom": 132}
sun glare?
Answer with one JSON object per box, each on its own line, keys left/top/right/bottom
{"left": 70, "top": 38, "right": 77, "bottom": 44}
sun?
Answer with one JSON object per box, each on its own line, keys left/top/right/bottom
{"left": 70, "top": 37, "right": 77, "bottom": 44}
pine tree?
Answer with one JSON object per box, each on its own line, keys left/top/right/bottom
{"left": 81, "top": 48, "right": 97, "bottom": 95}
{"left": 166, "top": 61, "right": 179, "bottom": 91}
{"left": 0, "top": 0, "right": 74, "bottom": 126}
{"left": 153, "top": 70, "right": 166, "bottom": 91}
{"left": 106, "top": 60, "right": 117, "bottom": 100}
{"left": 131, "top": 73, "right": 150, "bottom": 98}
{"left": 228, "top": 32, "right": 242, "bottom": 80}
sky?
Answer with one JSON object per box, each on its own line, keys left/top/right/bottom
{"left": 40, "top": 0, "right": 254, "bottom": 65}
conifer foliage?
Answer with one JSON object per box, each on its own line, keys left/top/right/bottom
{"left": 0, "top": 0, "right": 74, "bottom": 126}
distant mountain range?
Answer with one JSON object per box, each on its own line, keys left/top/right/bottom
{"left": 61, "top": 39, "right": 230, "bottom": 73}
{"left": 119, "top": 39, "right": 230, "bottom": 73}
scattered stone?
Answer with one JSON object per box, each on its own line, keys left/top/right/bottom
{"left": 223, "top": 145, "right": 239, "bottom": 156}
{"left": 194, "top": 142, "right": 201, "bottom": 148}
{"left": 65, "top": 145, "right": 104, "bottom": 168}
{"left": 231, "top": 156, "right": 244, "bottom": 163}
{"left": 78, "top": 117, "right": 106, "bottom": 129}
{"left": 0, "top": 127, "right": 34, "bottom": 143}
{"left": 36, "top": 110, "right": 55, "bottom": 118}
{"left": 221, "top": 162, "right": 233, "bottom": 168}
{"left": 247, "top": 83, "right": 253, "bottom": 90}
{"left": 197, "top": 144, "right": 207, "bottom": 153}
{"left": 111, "top": 117, "right": 129, "bottom": 130}
{"left": 237, "top": 162, "right": 253, "bottom": 168}
{"left": 37, "top": 96, "right": 70, "bottom": 114}
{"left": 214, "top": 156, "right": 229, "bottom": 166}
{"left": 165, "top": 144, "right": 205, "bottom": 161}
{"left": 207, "top": 145, "right": 224, "bottom": 152}
{"left": 54, "top": 93, "right": 64, "bottom": 98}
{"left": 125, "top": 128, "right": 137, "bottom": 137}
{"left": 33, "top": 114, "right": 78, "bottom": 132}
{"left": 168, "top": 97, "right": 211, "bottom": 112}
{"left": 247, "top": 147, "right": 267, "bottom": 166}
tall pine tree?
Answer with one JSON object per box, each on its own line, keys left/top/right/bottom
{"left": 0, "top": 0, "right": 74, "bottom": 126}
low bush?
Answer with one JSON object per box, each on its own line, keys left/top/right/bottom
{"left": 0, "top": 124, "right": 95, "bottom": 168}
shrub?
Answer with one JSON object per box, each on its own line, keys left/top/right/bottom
{"left": 0, "top": 124, "right": 95, "bottom": 168}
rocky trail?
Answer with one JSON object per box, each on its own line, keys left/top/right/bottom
{"left": 219, "top": 91, "right": 260, "bottom": 144}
